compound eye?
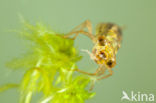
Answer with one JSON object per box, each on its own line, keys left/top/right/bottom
{"left": 99, "top": 38, "right": 103, "bottom": 42}
{"left": 107, "top": 60, "right": 115, "bottom": 68}
{"left": 98, "top": 36, "right": 105, "bottom": 46}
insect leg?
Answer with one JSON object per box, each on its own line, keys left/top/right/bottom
{"left": 64, "top": 20, "right": 95, "bottom": 40}
{"left": 66, "top": 62, "right": 104, "bottom": 77}
{"left": 97, "top": 68, "right": 113, "bottom": 80}
{"left": 70, "top": 20, "right": 92, "bottom": 34}
{"left": 96, "top": 65, "right": 107, "bottom": 76}
{"left": 89, "top": 65, "right": 106, "bottom": 90}
{"left": 73, "top": 64, "right": 105, "bottom": 76}
{"left": 89, "top": 79, "right": 96, "bottom": 91}
{"left": 73, "top": 68, "right": 97, "bottom": 76}
{"left": 81, "top": 49, "right": 96, "bottom": 60}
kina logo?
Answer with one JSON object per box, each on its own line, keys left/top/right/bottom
{"left": 121, "top": 90, "right": 155, "bottom": 102}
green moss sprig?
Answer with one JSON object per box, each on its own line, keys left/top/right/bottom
{"left": 0, "top": 22, "right": 95, "bottom": 103}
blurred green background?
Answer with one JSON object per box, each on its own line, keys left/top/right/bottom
{"left": 0, "top": 0, "right": 156, "bottom": 103}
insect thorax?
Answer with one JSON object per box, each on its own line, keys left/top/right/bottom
{"left": 92, "top": 42, "right": 116, "bottom": 68}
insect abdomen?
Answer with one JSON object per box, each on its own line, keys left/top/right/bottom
{"left": 96, "top": 23, "right": 122, "bottom": 53}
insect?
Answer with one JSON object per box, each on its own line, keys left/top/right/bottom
{"left": 64, "top": 20, "right": 122, "bottom": 82}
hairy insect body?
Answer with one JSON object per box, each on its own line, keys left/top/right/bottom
{"left": 93, "top": 23, "right": 122, "bottom": 68}
{"left": 65, "top": 20, "right": 122, "bottom": 83}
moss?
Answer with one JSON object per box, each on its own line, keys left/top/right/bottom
{"left": 0, "top": 22, "right": 95, "bottom": 103}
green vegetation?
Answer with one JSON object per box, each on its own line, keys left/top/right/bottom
{"left": 0, "top": 22, "right": 95, "bottom": 103}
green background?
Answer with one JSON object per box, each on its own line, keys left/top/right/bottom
{"left": 0, "top": 0, "right": 156, "bottom": 103}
